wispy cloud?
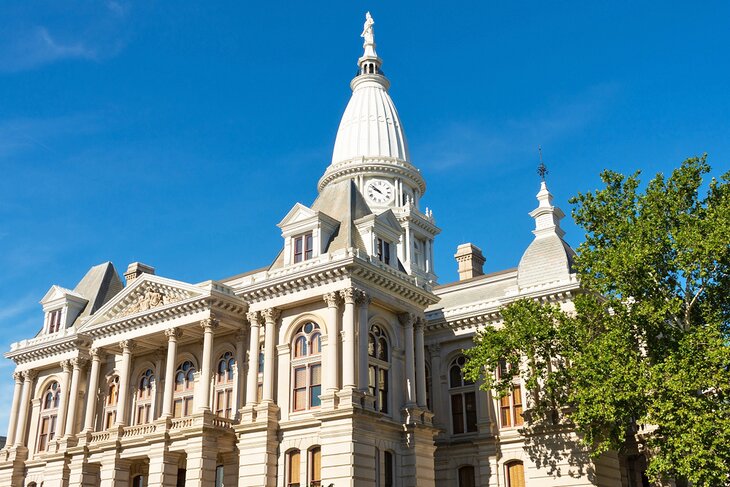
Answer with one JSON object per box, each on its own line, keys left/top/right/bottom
{"left": 0, "top": 112, "right": 102, "bottom": 158}
{"left": 414, "top": 83, "right": 619, "bottom": 172}
{"left": 0, "top": 1, "right": 133, "bottom": 73}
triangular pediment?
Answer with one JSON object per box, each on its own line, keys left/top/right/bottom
{"left": 79, "top": 274, "right": 205, "bottom": 329}
{"left": 277, "top": 203, "right": 318, "bottom": 228}
{"left": 41, "top": 285, "right": 86, "bottom": 305}
{"left": 375, "top": 209, "right": 403, "bottom": 234}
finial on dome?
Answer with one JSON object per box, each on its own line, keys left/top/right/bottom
{"left": 361, "top": 12, "right": 377, "bottom": 57}
{"left": 358, "top": 12, "right": 382, "bottom": 76}
{"left": 537, "top": 145, "right": 548, "bottom": 182}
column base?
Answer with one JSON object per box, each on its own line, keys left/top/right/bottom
{"left": 336, "top": 387, "right": 364, "bottom": 409}
{"left": 319, "top": 391, "right": 339, "bottom": 410}
{"left": 239, "top": 404, "right": 257, "bottom": 423}
{"left": 254, "top": 401, "right": 280, "bottom": 424}
{"left": 361, "top": 391, "right": 376, "bottom": 411}
{"left": 402, "top": 405, "right": 425, "bottom": 425}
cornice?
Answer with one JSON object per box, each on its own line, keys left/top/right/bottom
{"left": 318, "top": 156, "right": 426, "bottom": 193}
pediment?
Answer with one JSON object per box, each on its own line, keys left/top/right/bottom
{"left": 375, "top": 209, "right": 403, "bottom": 234}
{"left": 41, "top": 285, "right": 85, "bottom": 305}
{"left": 79, "top": 275, "right": 204, "bottom": 329}
{"left": 277, "top": 203, "right": 318, "bottom": 228}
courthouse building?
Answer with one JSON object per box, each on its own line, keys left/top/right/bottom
{"left": 0, "top": 14, "right": 636, "bottom": 487}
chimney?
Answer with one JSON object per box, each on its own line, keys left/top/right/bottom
{"left": 454, "top": 243, "right": 485, "bottom": 281}
{"left": 124, "top": 262, "right": 155, "bottom": 284}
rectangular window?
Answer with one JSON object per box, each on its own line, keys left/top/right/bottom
{"left": 173, "top": 399, "right": 182, "bottom": 418}
{"left": 310, "top": 447, "right": 321, "bottom": 486}
{"left": 216, "top": 390, "right": 225, "bottom": 416}
{"left": 513, "top": 385, "right": 523, "bottom": 426}
{"left": 451, "top": 394, "right": 465, "bottom": 434}
{"left": 378, "top": 368, "right": 388, "bottom": 413}
{"left": 384, "top": 451, "right": 394, "bottom": 487}
{"left": 310, "top": 364, "right": 322, "bottom": 408}
{"left": 293, "top": 232, "right": 314, "bottom": 263}
{"left": 500, "top": 394, "right": 511, "bottom": 427}
{"left": 376, "top": 238, "right": 390, "bottom": 264}
{"left": 293, "top": 367, "right": 307, "bottom": 411}
{"left": 137, "top": 405, "right": 150, "bottom": 425}
{"left": 105, "top": 410, "right": 116, "bottom": 429}
{"left": 48, "top": 309, "right": 62, "bottom": 333}
{"left": 465, "top": 391, "right": 478, "bottom": 432}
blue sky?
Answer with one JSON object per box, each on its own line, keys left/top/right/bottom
{"left": 1, "top": 1, "right": 729, "bottom": 433}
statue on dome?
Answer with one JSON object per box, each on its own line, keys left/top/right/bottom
{"left": 361, "top": 12, "right": 375, "bottom": 47}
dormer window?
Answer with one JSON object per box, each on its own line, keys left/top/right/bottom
{"left": 47, "top": 309, "right": 62, "bottom": 333}
{"left": 376, "top": 238, "right": 391, "bottom": 265}
{"left": 293, "top": 232, "right": 314, "bottom": 263}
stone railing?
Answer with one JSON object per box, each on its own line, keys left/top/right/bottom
{"left": 210, "top": 416, "right": 234, "bottom": 429}
{"left": 121, "top": 423, "right": 157, "bottom": 438}
{"left": 170, "top": 417, "right": 195, "bottom": 430}
{"left": 89, "top": 430, "right": 112, "bottom": 443}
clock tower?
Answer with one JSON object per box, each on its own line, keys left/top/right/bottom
{"left": 318, "top": 13, "right": 440, "bottom": 283}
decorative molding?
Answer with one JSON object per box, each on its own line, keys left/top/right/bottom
{"left": 323, "top": 292, "right": 341, "bottom": 308}
{"left": 165, "top": 328, "right": 183, "bottom": 341}
{"left": 60, "top": 359, "right": 73, "bottom": 372}
{"left": 22, "top": 370, "right": 37, "bottom": 381}
{"left": 200, "top": 316, "right": 220, "bottom": 332}
{"left": 261, "top": 308, "right": 280, "bottom": 324}
{"left": 339, "top": 287, "right": 356, "bottom": 304}
{"left": 118, "top": 286, "right": 185, "bottom": 317}
{"left": 89, "top": 347, "right": 105, "bottom": 360}
{"left": 354, "top": 289, "right": 371, "bottom": 307}
{"left": 246, "top": 311, "right": 262, "bottom": 326}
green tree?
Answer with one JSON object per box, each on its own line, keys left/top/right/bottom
{"left": 463, "top": 156, "right": 730, "bottom": 486}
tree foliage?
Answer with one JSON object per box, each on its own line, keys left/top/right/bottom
{"left": 464, "top": 156, "right": 730, "bottom": 486}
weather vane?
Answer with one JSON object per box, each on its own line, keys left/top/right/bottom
{"left": 537, "top": 145, "right": 548, "bottom": 181}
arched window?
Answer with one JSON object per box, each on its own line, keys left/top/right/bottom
{"left": 38, "top": 381, "right": 60, "bottom": 451}
{"left": 368, "top": 325, "right": 390, "bottom": 413}
{"left": 135, "top": 369, "right": 155, "bottom": 425}
{"left": 215, "top": 351, "right": 236, "bottom": 418}
{"left": 173, "top": 360, "right": 196, "bottom": 418}
{"left": 505, "top": 461, "right": 525, "bottom": 487}
{"left": 287, "top": 449, "right": 301, "bottom": 487}
{"left": 458, "top": 465, "right": 476, "bottom": 487}
{"left": 291, "top": 322, "right": 322, "bottom": 411}
{"left": 105, "top": 376, "right": 120, "bottom": 429}
{"left": 449, "top": 356, "right": 477, "bottom": 434}
{"left": 309, "top": 446, "right": 321, "bottom": 486}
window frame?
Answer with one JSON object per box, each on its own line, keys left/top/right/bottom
{"left": 290, "top": 322, "right": 322, "bottom": 412}
{"left": 293, "top": 232, "right": 314, "bottom": 264}
{"left": 287, "top": 449, "right": 301, "bottom": 487}
{"left": 449, "top": 356, "right": 478, "bottom": 435}
{"left": 173, "top": 360, "right": 196, "bottom": 418}
{"left": 104, "top": 376, "right": 120, "bottom": 429}
{"left": 367, "top": 324, "right": 390, "bottom": 414}
{"left": 37, "top": 381, "right": 61, "bottom": 452}
{"left": 214, "top": 351, "right": 236, "bottom": 418}
{"left": 496, "top": 360, "right": 524, "bottom": 429}
{"left": 308, "top": 446, "right": 322, "bottom": 486}
{"left": 47, "top": 309, "right": 62, "bottom": 334}
{"left": 135, "top": 368, "right": 155, "bottom": 425}
{"left": 376, "top": 237, "right": 391, "bottom": 264}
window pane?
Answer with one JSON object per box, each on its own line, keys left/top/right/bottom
{"left": 310, "top": 447, "right": 321, "bottom": 483}
{"left": 500, "top": 394, "right": 511, "bottom": 427}
{"left": 465, "top": 392, "right": 478, "bottom": 432}
{"left": 507, "top": 462, "right": 525, "bottom": 487}
{"left": 450, "top": 365, "right": 462, "bottom": 388}
{"left": 451, "top": 394, "right": 465, "bottom": 434}
{"left": 458, "top": 466, "right": 476, "bottom": 487}
{"left": 294, "top": 389, "right": 306, "bottom": 411}
{"left": 384, "top": 451, "right": 394, "bottom": 487}
{"left": 288, "top": 450, "right": 300, "bottom": 487}
{"left": 513, "top": 385, "right": 524, "bottom": 426}
{"left": 305, "top": 233, "right": 313, "bottom": 260}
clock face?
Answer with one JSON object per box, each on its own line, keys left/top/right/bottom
{"left": 365, "top": 179, "right": 394, "bottom": 205}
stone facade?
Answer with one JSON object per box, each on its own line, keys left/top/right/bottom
{"left": 0, "top": 13, "right": 637, "bottom": 487}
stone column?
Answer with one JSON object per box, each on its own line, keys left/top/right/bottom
{"left": 340, "top": 288, "right": 357, "bottom": 389}
{"left": 14, "top": 370, "right": 37, "bottom": 447}
{"left": 56, "top": 360, "right": 72, "bottom": 437}
{"left": 261, "top": 308, "right": 280, "bottom": 403}
{"left": 64, "top": 358, "right": 87, "bottom": 436}
{"left": 115, "top": 339, "right": 135, "bottom": 426}
{"left": 235, "top": 328, "right": 247, "bottom": 415}
{"left": 356, "top": 290, "right": 371, "bottom": 392}
{"left": 399, "top": 313, "right": 417, "bottom": 406}
{"left": 84, "top": 348, "right": 104, "bottom": 432}
{"left": 5, "top": 371, "right": 23, "bottom": 447}
{"left": 323, "top": 292, "right": 340, "bottom": 394}
{"left": 197, "top": 316, "right": 219, "bottom": 413}
{"left": 161, "top": 329, "right": 182, "bottom": 418}
{"left": 415, "top": 318, "right": 428, "bottom": 408}
{"left": 428, "top": 344, "right": 442, "bottom": 417}
{"left": 245, "top": 312, "right": 261, "bottom": 407}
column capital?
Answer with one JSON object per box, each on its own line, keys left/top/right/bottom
{"left": 165, "top": 327, "right": 183, "bottom": 341}
{"left": 339, "top": 287, "right": 356, "bottom": 304}
{"left": 200, "top": 315, "right": 220, "bottom": 332}
{"left": 22, "top": 370, "right": 37, "bottom": 381}
{"left": 60, "top": 359, "right": 73, "bottom": 372}
{"left": 323, "top": 292, "right": 341, "bottom": 308}
{"left": 427, "top": 343, "right": 441, "bottom": 356}
{"left": 398, "top": 312, "right": 417, "bottom": 327}
{"left": 90, "top": 347, "right": 106, "bottom": 360}
{"left": 13, "top": 371, "right": 23, "bottom": 383}
{"left": 414, "top": 316, "right": 427, "bottom": 331}
{"left": 354, "top": 289, "right": 371, "bottom": 306}
{"left": 119, "top": 339, "right": 136, "bottom": 353}
{"left": 261, "top": 307, "right": 280, "bottom": 324}
{"left": 246, "top": 310, "right": 262, "bottom": 326}
{"left": 70, "top": 357, "right": 88, "bottom": 369}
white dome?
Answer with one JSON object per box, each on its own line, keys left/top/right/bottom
{"left": 331, "top": 75, "right": 410, "bottom": 165}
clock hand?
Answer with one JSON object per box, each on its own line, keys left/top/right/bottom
{"left": 372, "top": 186, "right": 383, "bottom": 195}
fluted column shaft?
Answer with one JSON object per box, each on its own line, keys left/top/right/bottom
{"left": 245, "top": 312, "right": 261, "bottom": 406}
{"left": 6, "top": 372, "right": 23, "bottom": 446}
{"left": 356, "top": 291, "right": 371, "bottom": 392}
{"left": 84, "top": 350, "right": 103, "bottom": 431}
{"left": 262, "top": 308, "right": 280, "bottom": 403}
{"left": 115, "top": 340, "right": 135, "bottom": 426}
{"left": 323, "top": 293, "right": 340, "bottom": 393}
{"left": 400, "top": 313, "right": 417, "bottom": 405}
{"left": 415, "top": 318, "right": 427, "bottom": 408}
{"left": 161, "top": 329, "right": 181, "bottom": 418}
{"left": 64, "top": 358, "right": 86, "bottom": 436}
{"left": 14, "top": 371, "right": 36, "bottom": 447}
{"left": 56, "top": 360, "right": 72, "bottom": 437}
{"left": 197, "top": 317, "right": 219, "bottom": 412}
{"left": 340, "top": 289, "right": 357, "bottom": 389}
